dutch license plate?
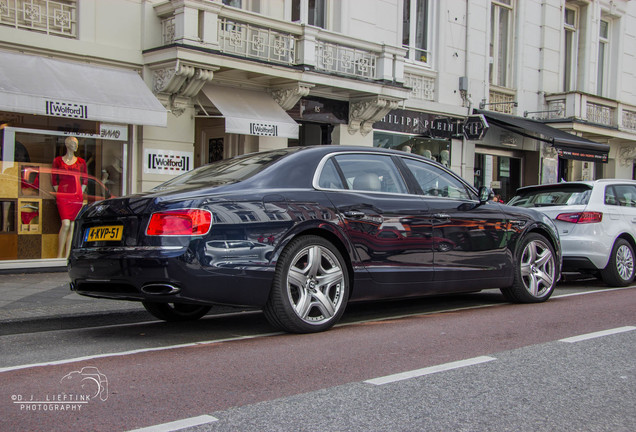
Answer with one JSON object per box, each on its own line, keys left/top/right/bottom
{"left": 85, "top": 225, "right": 123, "bottom": 242}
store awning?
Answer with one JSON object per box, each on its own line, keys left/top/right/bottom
{"left": 475, "top": 109, "right": 609, "bottom": 163}
{"left": 0, "top": 51, "right": 167, "bottom": 127}
{"left": 201, "top": 85, "right": 299, "bottom": 139}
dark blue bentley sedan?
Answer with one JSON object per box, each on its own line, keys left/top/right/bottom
{"left": 69, "top": 146, "right": 561, "bottom": 333}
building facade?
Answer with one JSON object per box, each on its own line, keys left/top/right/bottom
{"left": 0, "top": 0, "right": 635, "bottom": 269}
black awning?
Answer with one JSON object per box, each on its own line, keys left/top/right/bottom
{"left": 474, "top": 109, "right": 609, "bottom": 163}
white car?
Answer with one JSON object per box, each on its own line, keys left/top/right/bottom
{"left": 508, "top": 180, "right": 636, "bottom": 286}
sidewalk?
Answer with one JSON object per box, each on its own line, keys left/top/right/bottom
{"left": 0, "top": 271, "right": 149, "bottom": 333}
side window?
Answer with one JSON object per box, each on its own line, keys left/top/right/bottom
{"left": 605, "top": 186, "right": 618, "bottom": 206}
{"left": 403, "top": 158, "right": 472, "bottom": 200}
{"left": 317, "top": 158, "right": 345, "bottom": 189}
{"left": 612, "top": 185, "right": 636, "bottom": 207}
{"left": 333, "top": 154, "right": 408, "bottom": 194}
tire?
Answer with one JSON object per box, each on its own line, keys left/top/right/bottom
{"left": 142, "top": 302, "right": 211, "bottom": 322}
{"left": 501, "top": 233, "right": 557, "bottom": 303}
{"left": 600, "top": 238, "right": 635, "bottom": 287}
{"left": 263, "top": 235, "right": 349, "bottom": 333}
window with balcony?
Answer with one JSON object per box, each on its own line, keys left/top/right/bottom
{"left": 222, "top": 0, "right": 260, "bottom": 13}
{"left": 489, "top": 0, "right": 514, "bottom": 88}
{"left": 563, "top": 6, "right": 578, "bottom": 92}
{"left": 0, "top": 0, "right": 77, "bottom": 38}
{"left": 292, "top": 0, "right": 327, "bottom": 29}
{"left": 596, "top": 18, "right": 609, "bottom": 96}
{"left": 402, "top": 0, "right": 432, "bottom": 65}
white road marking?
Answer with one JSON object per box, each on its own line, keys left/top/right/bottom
{"left": 0, "top": 332, "right": 283, "bottom": 373}
{"left": 364, "top": 356, "right": 496, "bottom": 386}
{"left": 126, "top": 415, "right": 218, "bottom": 432}
{"left": 559, "top": 326, "right": 636, "bottom": 343}
{"left": 2, "top": 286, "right": 633, "bottom": 373}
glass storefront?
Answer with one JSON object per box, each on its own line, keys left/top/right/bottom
{"left": 1, "top": 121, "right": 128, "bottom": 261}
{"left": 373, "top": 132, "right": 451, "bottom": 167}
{"left": 474, "top": 153, "right": 521, "bottom": 203}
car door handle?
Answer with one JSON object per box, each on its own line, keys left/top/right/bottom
{"left": 433, "top": 213, "right": 450, "bottom": 220}
{"left": 343, "top": 210, "right": 366, "bottom": 218}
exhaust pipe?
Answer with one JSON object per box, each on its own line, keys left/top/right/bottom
{"left": 141, "top": 284, "right": 181, "bottom": 295}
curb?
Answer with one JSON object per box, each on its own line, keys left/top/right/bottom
{"left": 0, "top": 309, "right": 153, "bottom": 336}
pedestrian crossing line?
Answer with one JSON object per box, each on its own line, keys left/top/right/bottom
{"left": 126, "top": 415, "right": 218, "bottom": 432}
{"left": 559, "top": 326, "right": 636, "bottom": 343}
{"left": 364, "top": 355, "right": 497, "bottom": 386}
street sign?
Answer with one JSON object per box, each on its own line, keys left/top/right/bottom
{"left": 463, "top": 114, "right": 489, "bottom": 140}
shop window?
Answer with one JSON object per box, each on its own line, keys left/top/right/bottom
{"left": 474, "top": 153, "right": 520, "bottom": 202}
{"left": 1, "top": 126, "right": 125, "bottom": 260}
{"left": 374, "top": 132, "right": 450, "bottom": 167}
{"left": 403, "top": 0, "right": 433, "bottom": 65}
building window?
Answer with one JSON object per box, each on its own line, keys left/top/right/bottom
{"left": 292, "top": 0, "right": 327, "bottom": 29}
{"left": 489, "top": 0, "right": 514, "bottom": 87}
{"left": 402, "top": 0, "right": 432, "bottom": 65}
{"left": 597, "top": 19, "right": 609, "bottom": 96}
{"left": 563, "top": 6, "right": 578, "bottom": 92}
{"left": 222, "top": 0, "right": 260, "bottom": 13}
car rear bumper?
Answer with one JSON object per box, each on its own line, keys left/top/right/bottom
{"left": 68, "top": 248, "right": 274, "bottom": 307}
{"left": 560, "top": 236, "right": 610, "bottom": 270}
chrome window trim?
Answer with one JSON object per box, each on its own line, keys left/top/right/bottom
{"left": 312, "top": 150, "right": 478, "bottom": 202}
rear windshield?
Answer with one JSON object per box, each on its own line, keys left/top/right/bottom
{"left": 155, "top": 149, "right": 296, "bottom": 188}
{"left": 508, "top": 185, "right": 592, "bottom": 207}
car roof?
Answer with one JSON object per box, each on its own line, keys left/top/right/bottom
{"left": 515, "top": 179, "right": 636, "bottom": 194}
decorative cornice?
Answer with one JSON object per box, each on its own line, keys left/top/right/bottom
{"left": 269, "top": 82, "right": 314, "bottom": 111}
{"left": 619, "top": 145, "right": 636, "bottom": 167}
{"left": 348, "top": 96, "right": 401, "bottom": 136}
{"left": 542, "top": 142, "right": 558, "bottom": 159}
{"left": 151, "top": 60, "right": 218, "bottom": 116}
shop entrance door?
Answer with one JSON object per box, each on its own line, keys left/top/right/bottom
{"left": 474, "top": 151, "right": 522, "bottom": 203}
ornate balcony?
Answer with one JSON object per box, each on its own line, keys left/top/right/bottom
{"left": 0, "top": 0, "right": 76, "bottom": 37}
{"left": 544, "top": 92, "right": 636, "bottom": 132}
{"left": 155, "top": 2, "right": 404, "bottom": 83}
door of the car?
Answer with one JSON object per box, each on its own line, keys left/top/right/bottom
{"left": 605, "top": 183, "right": 636, "bottom": 231}
{"left": 316, "top": 152, "right": 434, "bottom": 291}
{"left": 399, "top": 156, "right": 511, "bottom": 285}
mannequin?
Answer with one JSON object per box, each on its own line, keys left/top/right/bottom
{"left": 52, "top": 137, "right": 87, "bottom": 258}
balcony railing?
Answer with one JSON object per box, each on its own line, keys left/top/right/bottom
{"left": 314, "top": 40, "right": 376, "bottom": 79}
{"left": 0, "top": 0, "right": 76, "bottom": 37}
{"left": 218, "top": 18, "right": 296, "bottom": 65}
{"left": 403, "top": 71, "right": 435, "bottom": 102}
{"left": 488, "top": 86, "right": 517, "bottom": 114}
{"left": 156, "top": 3, "right": 403, "bottom": 83}
{"left": 545, "top": 92, "right": 636, "bottom": 132}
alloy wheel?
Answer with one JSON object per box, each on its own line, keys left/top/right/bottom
{"left": 286, "top": 244, "right": 346, "bottom": 325}
{"left": 615, "top": 243, "right": 634, "bottom": 281}
{"left": 520, "top": 239, "right": 555, "bottom": 298}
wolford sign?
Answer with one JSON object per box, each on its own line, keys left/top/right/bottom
{"left": 144, "top": 149, "right": 193, "bottom": 175}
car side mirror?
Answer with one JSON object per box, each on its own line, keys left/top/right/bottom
{"left": 478, "top": 186, "right": 493, "bottom": 204}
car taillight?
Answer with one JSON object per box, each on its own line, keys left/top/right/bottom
{"left": 555, "top": 212, "right": 603, "bottom": 224}
{"left": 146, "top": 209, "right": 212, "bottom": 236}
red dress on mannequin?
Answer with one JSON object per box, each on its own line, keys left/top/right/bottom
{"left": 52, "top": 156, "right": 88, "bottom": 220}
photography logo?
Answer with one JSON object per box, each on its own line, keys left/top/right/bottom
{"left": 11, "top": 366, "right": 109, "bottom": 412}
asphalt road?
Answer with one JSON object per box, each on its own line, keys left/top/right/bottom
{"left": 0, "top": 282, "right": 634, "bottom": 432}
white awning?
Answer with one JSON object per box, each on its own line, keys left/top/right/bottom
{"left": 201, "top": 85, "right": 298, "bottom": 139}
{"left": 0, "top": 51, "right": 167, "bottom": 127}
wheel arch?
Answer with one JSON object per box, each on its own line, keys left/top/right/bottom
{"left": 279, "top": 225, "right": 356, "bottom": 299}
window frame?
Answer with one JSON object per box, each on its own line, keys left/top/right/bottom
{"left": 596, "top": 18, "right": 610, "bottom": 96}
{"left": 489, "top": 0, "right": 514, "bottom": 88}
{"left": 563, "top": 5, "right": 578, "bottom": 92}
{"left": 402, "top": 0, "right": 434, "bottom": 67}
